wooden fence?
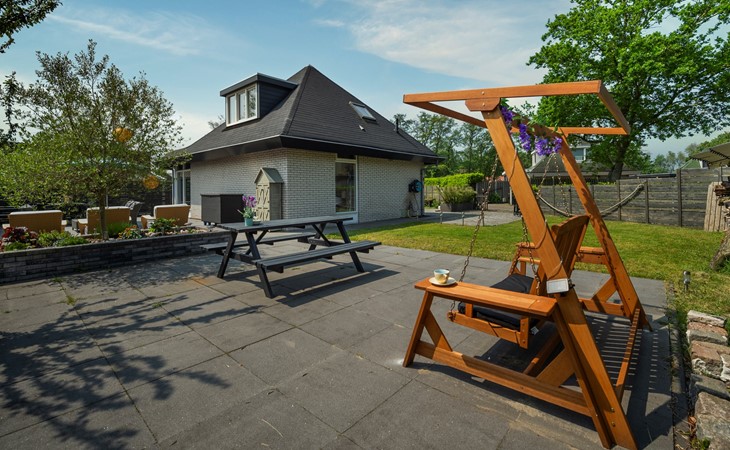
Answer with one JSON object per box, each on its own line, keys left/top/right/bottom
{"left": 425, "top": 168, "right": 728, "bottom": 229}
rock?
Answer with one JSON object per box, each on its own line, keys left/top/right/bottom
{"left": 687, "top": 328, "right": 729, "bottom": 346}
{"left": 690, "top": 374, "right": 730, "bottom": 403}
{"left": 694, "top": 392, "right": 730, "bottom": 449}
{"left": 688, "top": 321, "right": 728, "bottom": 339}
{"left": 688, "top": 310, "right": 727, "bottom": 328}
{"left": 691, "top": 341, "right": 730, "bottom": 379}
{"left": 723, "top": 354, "right": 730, "bottom": 383}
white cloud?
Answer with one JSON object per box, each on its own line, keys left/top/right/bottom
{"left": 327, "top": 0, "right": 571, "bottom": 86}
{"left": 49, "top": 9, "right": 222, "bottom": 56}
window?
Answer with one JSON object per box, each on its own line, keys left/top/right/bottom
{"left": 572, "top": 147, "right": 587, "bottom": 162}
{"left": 226, "top": 85, "right": 258, "bottom": 125}
{"left": 350, "top": 102, "right": 376, "bottom": 122}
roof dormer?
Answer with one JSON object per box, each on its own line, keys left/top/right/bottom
{"left": 220, "top": 73, "right": 297, "bottom": 127}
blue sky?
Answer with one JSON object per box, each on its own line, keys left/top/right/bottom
{"left": 1, "top": 0, "right": 722, "bottom": 156}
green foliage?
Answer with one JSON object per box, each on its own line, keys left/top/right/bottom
{"left": 529, "top": 0, "right": 730, "bottom": 180}
{"left": 439, "top": 186, "right": 476, "bottom": 204}
{"left": 425, "top": 173, "right": 484, "bottom": 187}
{"left": 0, "top": 0, "right": 61, "bottom": 53}
{"left": 1, "top": 40, "right": 184, "bottom": 239}
{"left": 106, "top": 221, "right": 130, "bottom": 239}
{"left": 149, "top": 217, "right": 176, "bottom": 234}
{"left": 119, "top": 226, "right": 145, "bottom": 239}
{"left": 3, "top": 241, "right": 30, "bottom": 251}
{"left": 37, "top": 230, "right": 86, "bottom": 247}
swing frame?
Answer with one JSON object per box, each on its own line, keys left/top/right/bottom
{"left": 402, "top": 80, "right": 650, "bottom": 450}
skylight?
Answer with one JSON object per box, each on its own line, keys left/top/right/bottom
{"left": 350, "top": 102, "right": 376, "bottom": 122}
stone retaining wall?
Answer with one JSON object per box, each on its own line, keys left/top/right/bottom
{"left": 686, "top": 310, "right": 730, "bottom": 448}
{"left": 0, "top": 230, "right": 230, "bottom": 284}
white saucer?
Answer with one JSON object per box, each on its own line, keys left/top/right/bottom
{"left": 429, "top": 276, "right": 457, "bottom": 286}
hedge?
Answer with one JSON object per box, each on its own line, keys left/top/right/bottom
{"left": 424, "top": 172, "right": 485, "bottom": 187}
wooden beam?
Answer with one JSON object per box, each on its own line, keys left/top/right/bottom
{"left": 404, "top": 80, "right": 603, "bottom": 104}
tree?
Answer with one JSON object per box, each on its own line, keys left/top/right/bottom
{"left": 1, "top": 40, "right": 183, "bottom": 238}
{"left": 529, "top": 0, "right": 730, "bottom": 181}
{"left": 0, "top": 0, "right": 61, "bottom": 53}
{"left": 409, "top": 112, "right": 460, "bottom": 176}
{"left": 207, "top": 115, "right": 224, "bottom": 129}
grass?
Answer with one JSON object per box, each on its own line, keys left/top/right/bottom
{"left": 346, "top": 217, "right": 730, "bottom": 321}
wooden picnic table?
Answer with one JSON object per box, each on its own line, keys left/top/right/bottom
{"left": 210, "top": 215, "right": 379, "bottom": 298}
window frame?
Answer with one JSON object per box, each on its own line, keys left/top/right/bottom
{"left": 226, "top": 84, "right": 259, "bottom": 125}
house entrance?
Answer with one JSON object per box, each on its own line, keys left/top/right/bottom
{"left": 335, "top": 156, "right": 357, "bottom": 223}
{"left": 174, "top": 165, "right": 191, "bottom": 205}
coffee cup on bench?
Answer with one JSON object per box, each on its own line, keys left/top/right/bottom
{"left": 433, "top": 269, "right": 450, "bottom": 284}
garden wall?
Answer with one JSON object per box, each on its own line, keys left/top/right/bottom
{"left": 0, "top": 230, "right": 230, "bottom": 284}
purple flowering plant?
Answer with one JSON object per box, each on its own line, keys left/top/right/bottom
{"left": 238, "top": 195, "right": 257, "bottom": 219}
{"left": 500, "top": 101, "right": 563, "bottom": 157}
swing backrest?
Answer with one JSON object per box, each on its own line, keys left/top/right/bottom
{"left": 550, "top": 214, "right": 590, "bottom": 275}
{"left": 528, "top": 214, "right": 590, "bottom": 295}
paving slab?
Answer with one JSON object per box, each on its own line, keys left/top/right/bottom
{"left": 277, "top": 351, "right": 409, "bottom": 433}
{"left": 0, "top": 240, "right": 673, "bottom": 449}
{"left": 127, "top": 354, "right": 268, "bottom": 442}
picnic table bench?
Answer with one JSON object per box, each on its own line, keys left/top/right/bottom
{"left": 208, "top": 215, "right": 380, "bottom": 297}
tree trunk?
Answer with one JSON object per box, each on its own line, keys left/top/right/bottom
{"left": 709, "top": 228, "right": 730, "bottom": 271}
{"left": 608, "top": 136, "right": 632, "bottom": 182}
{"left": 98, "top": 194, "right": 109, "bottom": 240}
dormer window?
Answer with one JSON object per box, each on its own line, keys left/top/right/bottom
{"left": 226, "top": 84, "right": 258, "bottom": 125}
{"left": 350, "top": 102, "right": 376, "bottom": 122}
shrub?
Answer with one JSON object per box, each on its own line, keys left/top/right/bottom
{"left": 149, "top": 217, "right": 176, "bottom": 234}
{"left": 1, "top": 226, "right": 38, "bottom": 251}
{"left": 424, "top": 173, "right": 484, "bottom": 187}
{"left": 38, "top": 230, "right": 87, "bottom": 247}
{"left": 107, "top": 221, "right": 131, "bottom": 239}
{"left": 120, "top": 226, "right": 145, "bottom": 239}
{"left": 439, "top": 186, "right": 476, "bottom": 204}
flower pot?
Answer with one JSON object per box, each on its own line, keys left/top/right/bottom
{"left": 440, "top": 202, "right": 473, "bottom": 212}
{"left": 244, "top": 217, "right": 254, "bottom": 226}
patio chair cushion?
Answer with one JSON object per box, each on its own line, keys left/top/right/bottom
{"left": 8, "top": 210, "right": 64, "bottom": 233}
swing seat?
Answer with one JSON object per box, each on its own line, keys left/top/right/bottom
{"left": 457, "top": 273, "right": 536, "bottom": 328}
{"left": 451, "top": 215, "right": 590, "bottom": 348}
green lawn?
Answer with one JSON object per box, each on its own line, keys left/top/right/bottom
{"left": 347, "top": 218, "right": 730, "bottom": 321}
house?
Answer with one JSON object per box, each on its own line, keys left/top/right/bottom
{"left": 179, "top": 65, "right": 439, "bottom": 223}
{"left": 526, "top": 138, "right": 639, "bottom": 183}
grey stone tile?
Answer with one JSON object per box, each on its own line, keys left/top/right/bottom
{"left": 264, "top": 294, "right": 344, "bottom": 326}
{"left": 344, "top": 379, "right": 510, "bottom": 449}
{"left": 353, "top": 286, "right": 424, "bottom": 328}
{"left": 107, "top": 330, "right": 224, "bottom": 390}
{"left": 60, "top": 272, "right": 136, "bottom": 301}
{"left": 71, "top": 289, "right": 150, "bottom": 325}
{"left": 497, "top": 422, "right": 585, "bottom": 449}
{"left": 0, "top": 321, "right": 103, "bottom": 387}
{"left": 159, "top": 286, "right": 256, "bottom": 328}
{"left": 195, "top": 310, "right": 292, "bottom": 352}
{"left": 299, "top": 306, "right": 392, "bottom": 350}
{"left": 349, "top": 324, "right": 433, "bottom": 378}
{"left": 0, "top": 303, "right": 80, "bottom": 333}
{"left": 84, "top": 304, "right": 189, "bottom": 355}
{"left": 159, "top": 388, "right": 338, "bottom": 449}
{"left": 128, "top": 354, "right": 268, "bottom": 442}
{"left": 277, "top": 352, "right": 409, "bottom": 433}
{"left": 230, "top": 328, "right": 343, "bottom": 385}
{"left": 3, "top": 279, "right": 63, "bottom": 299}
{"left": 0, "top": 392, "right": 155, "bottom": 449}
{"left": 0, "top": 356, "right": 125, "bottom": 435}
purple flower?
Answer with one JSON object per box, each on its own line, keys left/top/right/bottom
{"left": 518, "top": 123, "right": 532, "bottom": 151}
{"left": 500, "top": 105, "right": 514, "bottom": 130}
{"left": 551, "top": 137, "right": 563, "bottom": 154}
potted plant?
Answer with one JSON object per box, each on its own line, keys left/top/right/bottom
{"left": 439, "top": 186, "right": 476, "bottom": 212}
{"left": 238, "top": 195, "right": 257, "bottom": 226}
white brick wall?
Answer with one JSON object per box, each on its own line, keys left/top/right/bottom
{"left": 190, "top": 149, "right": 423, "bottom": 223}
{"left": 358, "top": 157, "right": 422, "bottom": 222}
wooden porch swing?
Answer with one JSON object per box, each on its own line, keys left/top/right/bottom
{"left": 402, "top": 80, "right": 651, "bottom": 450}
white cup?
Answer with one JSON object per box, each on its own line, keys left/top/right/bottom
{"left": 433, "top": 269, "right": 450, "bottom": 284}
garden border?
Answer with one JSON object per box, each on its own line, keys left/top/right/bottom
{"left": 0, "top": 230, "right": 230, "bottom": 284}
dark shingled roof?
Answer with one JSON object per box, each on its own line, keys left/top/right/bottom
{"left": 185, "top": 65, "right": 439, "bottom": 164}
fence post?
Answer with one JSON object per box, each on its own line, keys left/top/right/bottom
{"left": 617, "top": 179, "right": 622, "bottom": 221}
{"left": 644, "top": 180, "right": 650, "bottom": 224}
{"left": 677, "top": 169, "right": 683, "bottom": 227}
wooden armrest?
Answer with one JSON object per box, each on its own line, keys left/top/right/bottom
{"left": 576, "top": 246, "right": 606, "bottom": 264}
{"left": 414, "top": 278, "right": 556, "bottom": 318}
